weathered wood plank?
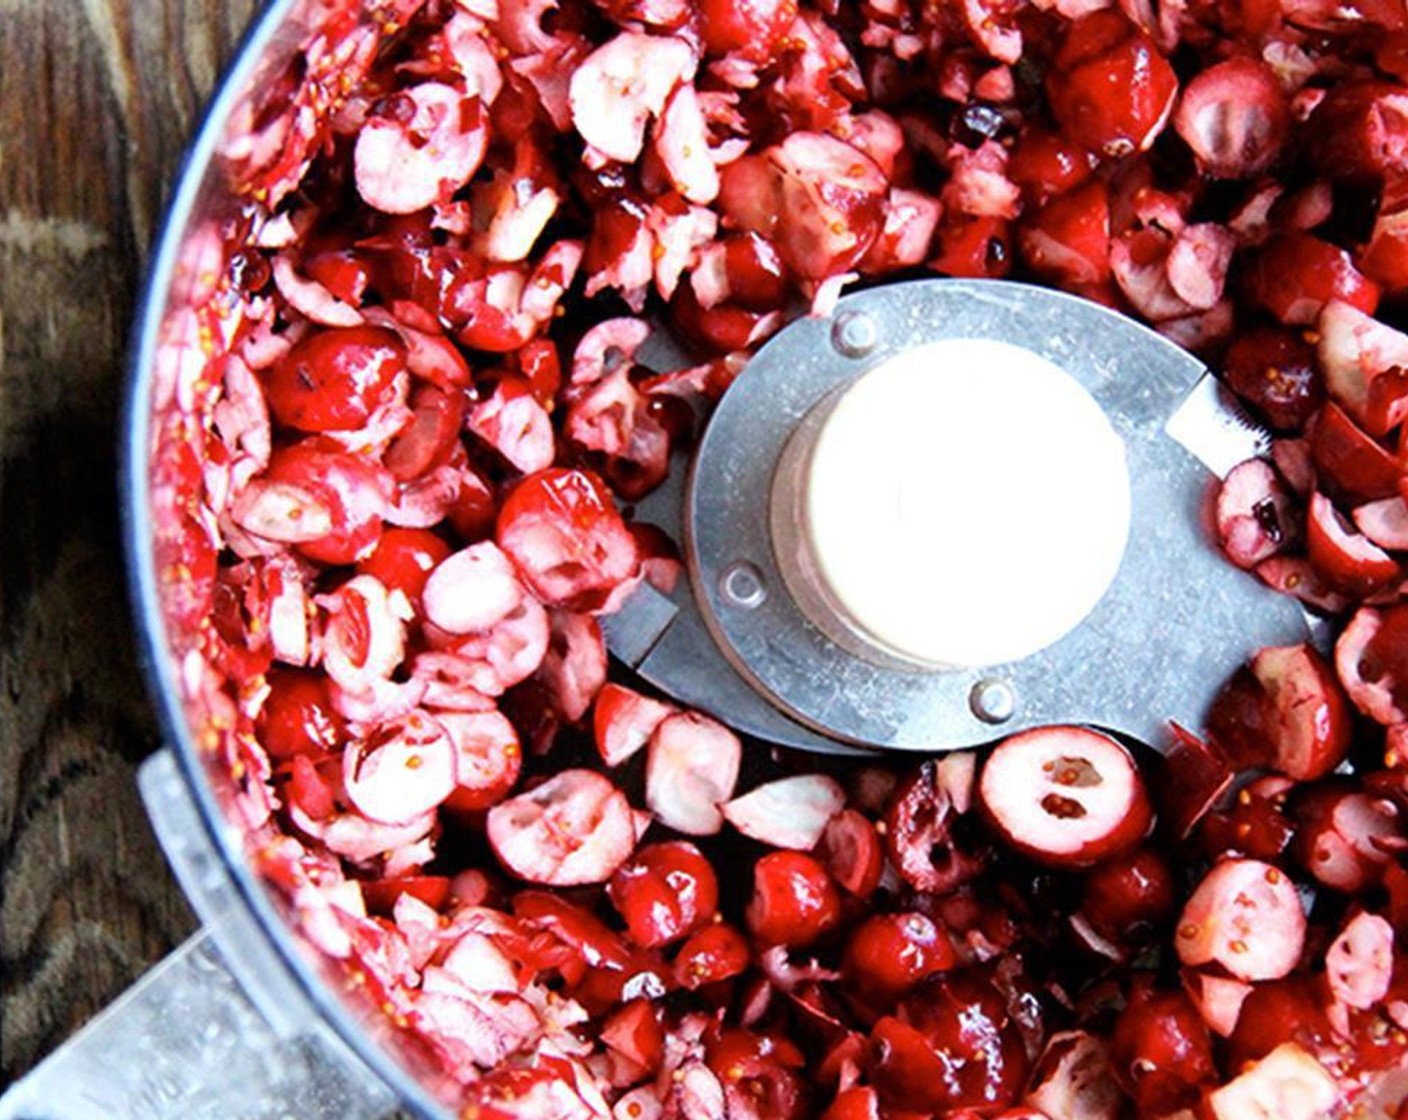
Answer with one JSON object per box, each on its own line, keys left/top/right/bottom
{"left": 0, "top": 0, "right": 258, "bottom": 1081}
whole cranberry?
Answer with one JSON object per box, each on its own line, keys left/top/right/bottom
{"left": 1109, "top": 983, "right": 1217, "bottom": 1114}
{"left": 1078, "top": 846, "right": 1178, "bottom": 944}
{"left": 608, "top": 841, "right": 719, "bottom": 949}
{"left": 841, "top": 912, "right": 957, "bottom": 1005}
{"left": 746, "top": 852, "right": 842, "bottom": 947}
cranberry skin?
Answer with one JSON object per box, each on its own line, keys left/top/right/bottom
{"left": 697, "top": 0, "right": 798, "bottom": 58}
{"left": 705, "top": 1029, "right": 810, "bottom": 1120}
{"left": 721, "top": 233, "right": 789, "bottom": 312}
{"left": 1046, "top": 11, "right": 1179, "bottom": 157}
{"left": 1226, "top": 975, "right": 1335, "bottom": 1070}
{"left": 608, "top": 841, "right": 720, "bottom": 949}
{"left": 1078, "top": 846, "right": 1178, "bottom": 944}
{"left": 841, "top": 912, "right": 956, "bottom": 1005}
{"left": 1008, "top": 127, "right": 1099, "bottom": 209}
{"left": 1109, "top": 986, "right": 1217, "bottom": 1115}
{"left": 258, "top": 667, "right": 345, "bottom": 761}
{"left": 746, "top": 852, "right": 842, "bottom": 947}
{"left": 1198, "top": 775, "right": 1296, "bottom": 862}
{"left": 1222, "top": 326, "right": 1324, "bottom": 432}
{"left": 1305, "top": 81, "right": 1408, "bottom": 183}
{"left": 265, "top": 326, "right": 405, "bottom": 432}
{"left": 893, "top": 970, "right": 1029, "bottom": 1113}
{"left": 1242, "top": 233, "right": 1380, "bottom": 326}
{"left": 355, "top": 528, "right": 451, "bottom": 613}
{"left": 885, "top": 761, "right": 984, "bottom": 894}
{"left": 674, "top": 922, "right": 751, "bottom": 989}
{"left": 931, "top": 214, "right": 1013, "bottom": 280}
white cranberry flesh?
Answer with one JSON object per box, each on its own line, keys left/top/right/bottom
{"left": 977, "top": 726, "right": 1153, "bottom": 868}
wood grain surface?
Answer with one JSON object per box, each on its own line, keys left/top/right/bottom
{"left": 0, "top": 0, "right": 257, "bottom": 1084}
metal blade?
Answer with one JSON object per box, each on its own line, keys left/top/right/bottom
{"left": 1164, "top": 372, "right": 1273, "bottom": 479}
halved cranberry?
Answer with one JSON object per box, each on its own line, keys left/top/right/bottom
{"left": 1309, "top": 402, "right": 1404, "bottom": 504}
{"left": 1225, "top": 975, "right": 1335, "bottom": 1070}
{"left": 1176, "top": 858, "right": 1306, "bottom": 981}
{"left": 746, "top": 852, "right": 842, "bottom": 948}
{"left": 1174, "top": 58, "right": 1289, "bottom": 179}
{"left": 1046, "top": 11, "right": 1178, "bottom": 157}
{"left": 1307, "top": 490, "right": 1401, "bottom": 597}
{"left": 977, "top": 726, "right": 1153, "bottom": 867}
{"left": 265, "top": 326, "right": 406, "bottom": 432}
{"left": 608, "top": 841, "right": 719, "bottom": 949}
{"left": 496, "top": 467, "right": 639, "bottom": 611}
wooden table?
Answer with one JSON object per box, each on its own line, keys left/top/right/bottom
{"left": 0, "top": 0, "right": 258, "bottom": 1084}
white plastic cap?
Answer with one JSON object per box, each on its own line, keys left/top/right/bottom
{"left": 796, "top": 338, "right": 1130, "bottom": 668}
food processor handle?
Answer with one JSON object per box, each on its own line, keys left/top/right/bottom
{"left": 0, "top": 751, "right": 401, "bottom": 1120}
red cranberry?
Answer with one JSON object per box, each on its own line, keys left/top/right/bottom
{"left": 258, "top": 667, "right": 345, "bottom": 761}
{"left": 746, "top": 852, "right": 842, "bottom": 948}
{"left": 608, "top": 841, "right": 720, "bottom": 949}
{"left": 265, "top": 326, "right": 405, "bottom": 433}
{"left": 1109, "top": 984, "right": 1217, "bottom": 1115}
{"left": 1046, "top": 11, "right": 1178, "bottom": 157}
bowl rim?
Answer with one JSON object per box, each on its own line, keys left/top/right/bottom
{"left": 120, "top": 4, "right": 450, "bottom": 1114}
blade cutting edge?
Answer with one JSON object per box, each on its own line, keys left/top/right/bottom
{"left": 1164, "top": 371, "right": 1273, "bottom": 479}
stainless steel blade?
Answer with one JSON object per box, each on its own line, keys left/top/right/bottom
{"left": 1164, "top": 371, "right": 1274, "bottom": 480}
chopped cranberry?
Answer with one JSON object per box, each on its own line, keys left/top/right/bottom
{"left": 1109, "top": 984, "right": 1217, "bottom": 1115}
{"left": 1221, "top": 326, "right": 1323, "bottom": 432}
{"left": 265, "top": 326, "right": 406, "bottom": 433}
{"left": 696, "top": 0, "right": 798, "bottom": 58}
{"left": 1046, "top": 11, "right": 1178, "bottom": 157}
{"left": 608, "top": 841, "right": 720, "bottom": 949}
{"left": 355, "top": 527, "right": 452, "bottom": 613}
{"left": 1078, "top": 845, "right": 1178, "bottom": 945}
{"left": 674, "top": 922, "right": 751, "bottom": 989}
{"left": 258, "top": 667, "right": 345, "bottom": 761}
{"left": 746, "top": 852, "right": 842, "bottom": 948}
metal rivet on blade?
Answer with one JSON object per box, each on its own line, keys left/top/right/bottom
{"left": 720, "top": 562, "right": 767, "bottom": 609}
{"left": 831, "top": 311, "right": 877, "bottom": 358}
{"left": 970, "top": 678, "right": 1016, "bottom": 724}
